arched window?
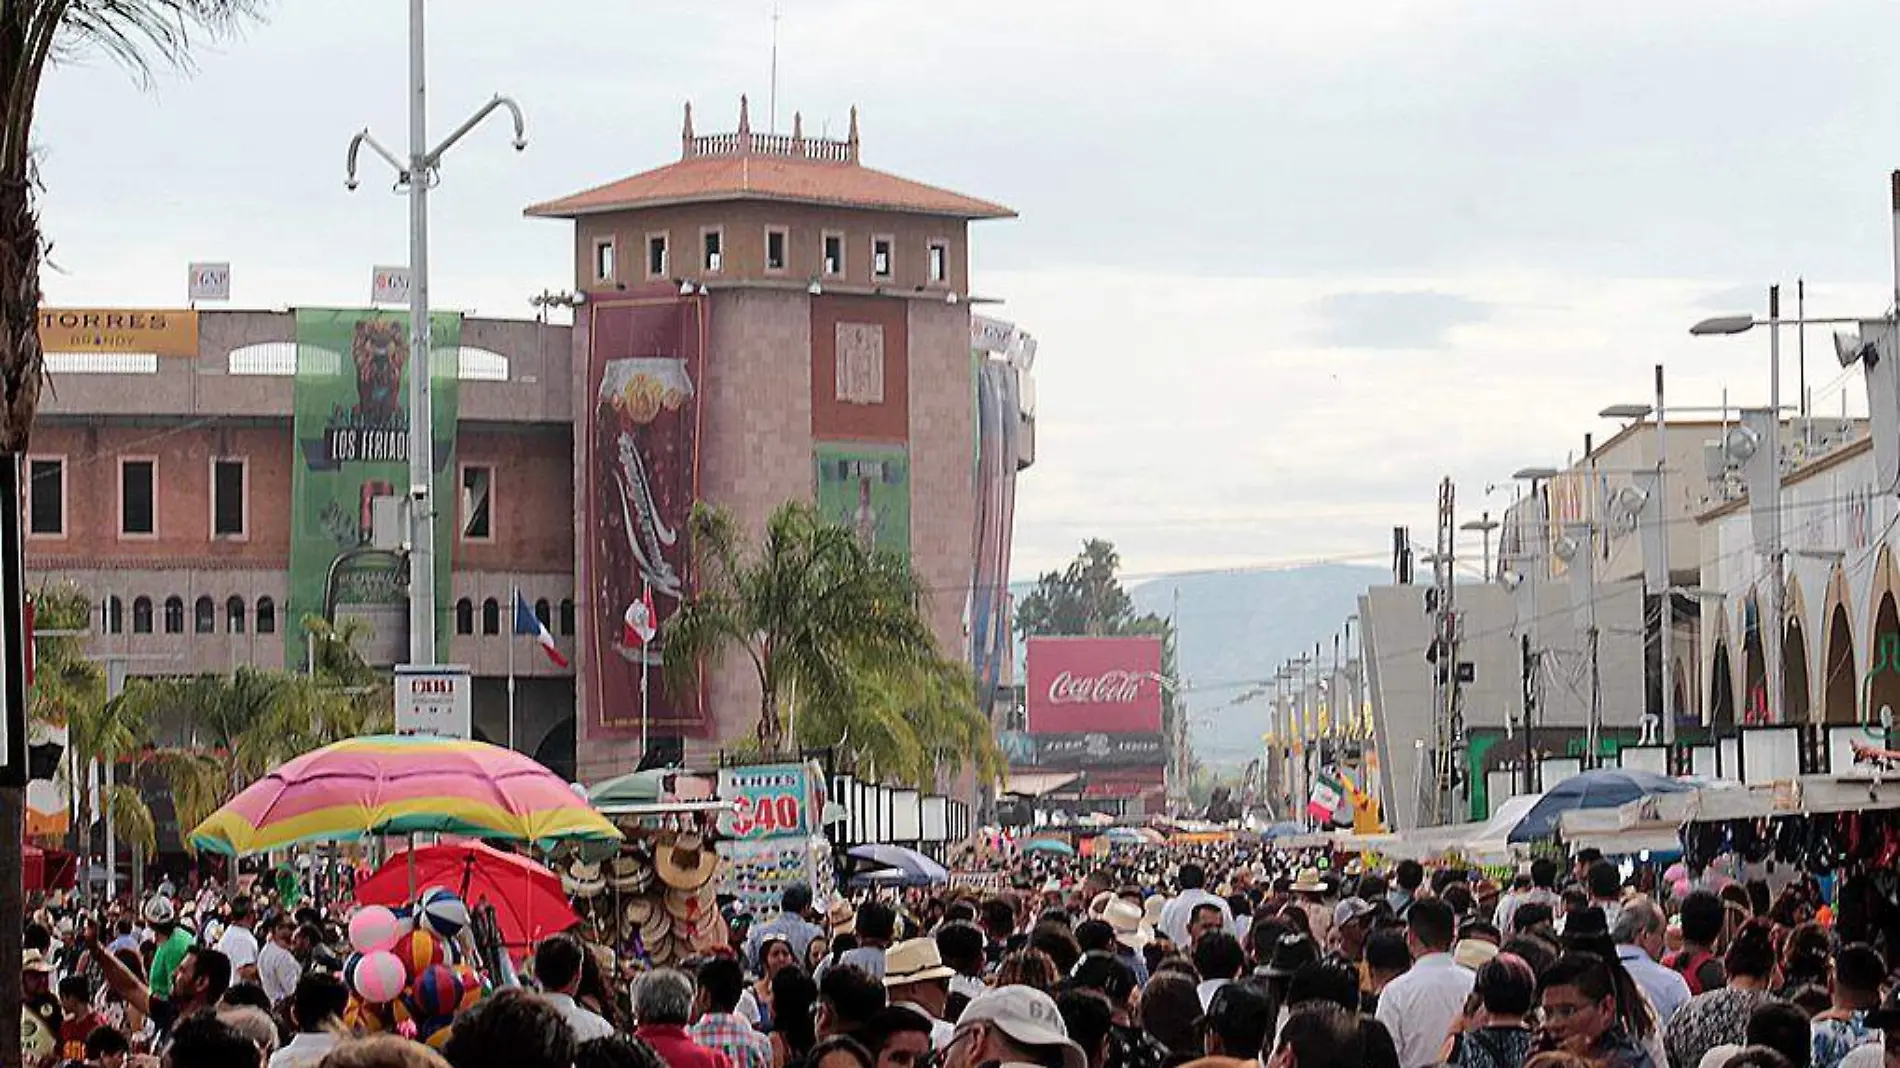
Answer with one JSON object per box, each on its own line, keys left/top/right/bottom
{"left": 256, "top": 597, "right": 276, "bottom": 635}
{"left": 131, "top": 597, "right": 152, "bottom": 635}
{"left": 194, "top": 596, "right": 215, "bottom": 634}
{"left": 226, "top": 596, "right": 246, "bottom": 634}
{"left": 455, "top": 598, "right": 475, "bottom": 636}
{"left": 104, "top": 596, "right": 124, "bottom": 635}
{"left": 558, "top": 598, "right": 575, "bottom": 637}
{"left": 163, "top": 596, "right": 183, "bottom": 634}
{"left": 481, "top": 598, "right": 500, "bottom": 635}
{"left": 535, "top": 598, "right": 552, "bottom": 628}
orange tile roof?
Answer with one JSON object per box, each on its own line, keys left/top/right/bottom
{"left": 526, "top": 152, "right": 1014, "bottom": 221}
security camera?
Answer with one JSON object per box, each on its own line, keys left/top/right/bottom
{"left": 514, "top": 139, "right": 528, "bottom": 152}
{"left": 345, "top": 177, "right": 360, "bottom": 192}
{"left": 1499, "top": 570, "right": 1524, "bottom": 591}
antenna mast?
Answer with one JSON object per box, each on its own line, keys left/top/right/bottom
{"left": 770, "top": 4, "right": 781, "bottom": 134}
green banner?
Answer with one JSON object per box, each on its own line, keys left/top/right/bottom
{"left": 287, "top": 309, "right": 460, "bottom": 668}
{"left": 813, "top": 441, "right": 910, "bottom": 559}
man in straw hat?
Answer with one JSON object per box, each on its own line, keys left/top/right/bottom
{"left": 942, "top": 986, "right": 1088, "bottom": 1068}
{"left": 1100, "top": 898, "right": 1151, "bottom": 984}
{"left": 883, "top": 938, "right": 957, "bottom": 1049}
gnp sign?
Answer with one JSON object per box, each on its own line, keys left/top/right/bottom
{"left": 1025, "top": 636, "right": 1163, "bottom": 735}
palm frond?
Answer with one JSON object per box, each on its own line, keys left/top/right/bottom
{"left": 103, "top": 782, "right": 155, "bottom": 859}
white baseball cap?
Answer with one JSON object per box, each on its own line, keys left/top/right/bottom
{"left": 954, "top": 985, "right": 1087, "bottom": 1068}
{"left": 142, "top": 895, "right": 176, "bottom": 925}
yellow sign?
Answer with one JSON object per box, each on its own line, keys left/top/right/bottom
{"left": 38, "top": 308, "right": 199, "bottom": 357}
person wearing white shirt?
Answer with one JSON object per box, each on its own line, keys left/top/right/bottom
{"left": 1374, "top": 899, "right": 1474, "bottom": 1068}
{"left": 1612, "top": 899, "right": 1691, "bottom": 1026}
{"left": 256, "top": 913, "right": 303, "bottom": 1007}
{"left": 536, "top": 935, "right": 615, "bottom": 1042}
{"left": 269, "top": 973, "right": 348, "bottom": 1068}
{"left": 1155, "top": 863, "right": 1233, "bottom": 947}
{"left": 214, "top": 898, "right": 261, "bottom": 985}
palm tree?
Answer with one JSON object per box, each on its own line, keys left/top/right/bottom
{"left": 2, "top": 6, "right": 265, "bottom": 1059}
{"left": 663, "top": 500, "right": 1001, "bottom": 790}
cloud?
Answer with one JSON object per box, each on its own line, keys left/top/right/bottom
{"left": 1309, "top": 291, "right": 1493, "bottom": 350}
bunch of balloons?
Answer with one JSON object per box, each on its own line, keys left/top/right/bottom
{"left": 342, "top": 887, "right": 484, "bottom": 1049}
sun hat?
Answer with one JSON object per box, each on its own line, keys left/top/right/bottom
{"left": 1103, "top": 898, "right": 1152, "bottom": 950}
{"left": 1289, "top": 869, "right": 1332, "bottom": 895}
{"left": 883, "top": 938, "right": 956, "bottom": 987}
{"left": 954, "top": 985, "right": 1087, "bottom": 1068}
{"left": 1334, "top": 897, "right": 1377, "bottom": 928}
{"left": 21, "top": 949, "right": 54, "bottom": 973}
{"left": 142, "top": 895, "right": 177, "bottom": 926}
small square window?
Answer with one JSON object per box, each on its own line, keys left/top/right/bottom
{"left": 703, "top": 229, "right": 723, "bottom": 273}
{"left": 27, "top": 458, "right": 63, "bottom": 537}
{"left": 766, "top": 228, "right": 788, "bottom": 272}
{"left": 593, "top": 239, "right": 616, "bottom": 283}
{"left": 647, "top": 234, "right": 669, "bottom": 278}
{"left": 872, "top": 237, "right": 893, "bottom": 279}
{"left": 120, "top": 459, "right": 155, "bottom": 537}
{"left": 823, "top": 233, "right": 844, "bottom": 277}
{"left": 928, "top": 242, "right": 948, "bottom": 284}
{"left": 212, "top": 459, "right": 245, "bottom": 537}
{"left": 461, "top": 465, "right": 493, "bottom": 541}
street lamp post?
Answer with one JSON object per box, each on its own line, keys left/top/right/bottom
{"left": 1510, "top": 466, "right": 1558, "bottom": 791}
{"left": 344, "top": 0, "right": 527, "bottom": 668}
{"left": 1601, "top": 365, "right": 1679, "bottom": 747}
{"left": 1461, "top": 514, "right": 1501, "bottom": 582}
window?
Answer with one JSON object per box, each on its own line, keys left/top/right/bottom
{"left": 647, "top": 233, "right": 669, "bottom": 278}
{"left": 593, "top": 238, "right": 616, "bottom": 284}
{"left": 928, "top": 241, "right": 948, "bottom": 284}
{"left": 256, "top": 597, "right": 276, "bottom": 635}
{"left": 212, "top": 459, "right": 246, "bottom": 538}
{"left": 822, "top": 233, "right": 844, "bottom": 277}
{"left": 104, "top": 596, "right": 123, "bottom": 635}
{"left": 119, "top": 458, "right": 155, "bottom": 537}
{"left": 872, "top": 236, "right": 893, "bottom": 279}
{"left": 535, "top": 598, "right": 552, "bottom": 628}
{"left": 194, "top": 596, "right": 215, "bottom": 634}
{"left": 702, "top": 228, "right": 723, "bottom": 273}
{"left": 27, "top": 457, "right": 63, "bottom": 537}
{"left": 226, "top": 596, "right": 246, "bottom": 634}
{"left": 766, "top": 228, "right": 788, "bottom": 273}
{"left": 455, "top": 598, "right": 475, "bottom": 635}
{"left": 162, "top": 596, "right": 183, "bottom": 635}
{"left": 481, "top": 597, "right": 500, "bottom": 635}
{"left": 461, "top": 465, "right": 493, "bottom": 541}
{"left": 132, "top": 597, "right": 154, "bottom": 635}
{"left": 558, "top": 598, "right": 575, "bottom": 637}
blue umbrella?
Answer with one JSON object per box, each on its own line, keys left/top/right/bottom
{"left": 1508, "top": 768, "right": 1694, "bottom": 843}
{"left": 846, "top": 844, "right": 948, "bottom": 886}
{"left": 1022, "top": 838, "right": 1075, "bottom": 856}
{"left": 1102, "top": 827, "right": 1144, "bottom": 843}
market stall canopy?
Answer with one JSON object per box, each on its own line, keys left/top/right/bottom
{"left": 1022, "top": 838, "right": 1075, "bottom": 855}
{"left": 1003, "top": 771, "right": 1082, "bottom": 798}
{"left": 190, "top": 735, "right": 623, "bottom": 854}
{"left": 1508, "top": 768, "right": 1694, "bottom": 843}
{"left": 587, "top": 768, "right": 734, "bottom": 818}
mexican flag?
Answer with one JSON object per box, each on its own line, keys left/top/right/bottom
{"left": 1308, "top": 772, "right": 1344, "bottom": 823}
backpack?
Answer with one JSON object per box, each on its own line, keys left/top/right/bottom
{"left": 1668, "top": 948, "right": 1717, "bottom": 995}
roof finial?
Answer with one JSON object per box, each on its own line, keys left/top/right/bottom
{"left": 847, "top": 105, "right": 860, "bottom": 163}
{"left": 681, "top": 101, "right": 695, "bottom": 158}
{"left": 739, "top": 94, "right": 752, "bottom": 135}
{"left": 792, "top": 111, "right": 803, "bottom": 141}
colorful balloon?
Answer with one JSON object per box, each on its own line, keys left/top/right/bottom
{"left": 395, "top": 929, "right": 446, "bottom": 976}
{"left": 353, "top": 950, "right": 409, "bottom": 1004}
{"left": 349, "top": 907, "right": 403, "bottom": 955}
{"left": 452, "top": 965, "right": 485, "bottom": 1012}
{"left": 419, "top": 888, "right": 472, "bottom": 941}
{"left": 411, "top": 964, "right": 463, "bottom": 1018}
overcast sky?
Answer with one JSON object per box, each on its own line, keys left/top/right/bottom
{"left": 33, "top": 0, "right": 1900, "bottom": 583}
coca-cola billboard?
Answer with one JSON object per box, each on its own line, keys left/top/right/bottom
{"left": 1026, "top": 636, "right": 1164, "bottom": 734}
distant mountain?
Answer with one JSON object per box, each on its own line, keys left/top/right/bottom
{"left": 1010, "top": 564, "right": 1386, "bottom": 770}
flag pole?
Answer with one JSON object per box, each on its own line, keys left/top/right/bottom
{"left": 639, "top": 577, "right": 650, "bottom": 763}
{"left": 507, "top": 582, "right": 517, "bottom": 752}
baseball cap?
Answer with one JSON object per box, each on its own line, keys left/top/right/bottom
{"left": 954, "top": 985, "right": 1087, "bottom": 1068}
{"left": 1334, "top": 898, "right": 1377, "bottom": 927}
{"left": 143, "top": 895, "right": 176, "bottom": 926}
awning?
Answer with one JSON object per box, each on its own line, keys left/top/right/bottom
{"left": 1003, "top": 770, "right": 1083, "bottom": 798}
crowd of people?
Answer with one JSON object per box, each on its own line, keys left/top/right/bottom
{"left": 16, "top": 843, "right": 1899, "bottom": 1068}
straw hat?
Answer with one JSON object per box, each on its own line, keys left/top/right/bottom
{"left": 883, "top": 938, "right": 956, "bottom": 987}
{"left": 1289, "top": 869, "right": 1332, "bottom": 895}
{"left": 1087, "top": 891, "right": 1115, "bottom": 921}
{"left": 656, "top": 843, "right": 718, "bottom": 891}
{"left": 1102, "top": 898, "right": 1152, "bottom": 950}
{"left": 1455, "top": 939, "right": 1500, "bottom": 971}
{"left": 609, "top": 855, "right": 654, "bottom": 894}
{"left": 826, "top": 897, "right": 857, "bottom": 934}
{"left": 563, "top": 860, "right": 606, "bottom": 899}
{"left": 623, "top": 898, "right": 655, "bottom": 927}
{"left": 1141, "top": 895, "right": 1167, "bottom": 930}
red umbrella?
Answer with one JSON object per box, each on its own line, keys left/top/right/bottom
{"left": 355, "top": 840, "right": 579, "bottom": 948}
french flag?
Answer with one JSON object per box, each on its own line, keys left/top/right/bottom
{"left": 513, "top": 590, "right": 568, "bottom": 668}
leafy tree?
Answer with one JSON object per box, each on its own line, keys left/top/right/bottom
{"left": 664, "top": 501, "right": 1001, "bottom": 787}
{"left": 2, "top": 5, "right": 266, "bottom": 1057}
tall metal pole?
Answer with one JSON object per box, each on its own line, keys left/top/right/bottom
{"left": 103, "top": 660, "right": 126, "bottom": 903}
{"left": 406, "top": 0, "right": 437, "bottom": 668}
{"left": 1767, "top": 285, "right": 1786, "bottom": 724}
{"left": 1656, "top": 364, "right": 1677, "bottom": 747}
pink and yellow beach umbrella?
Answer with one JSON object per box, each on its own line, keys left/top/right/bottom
{"left": 189, "top": 735, "right": 621, "bottom": 856}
